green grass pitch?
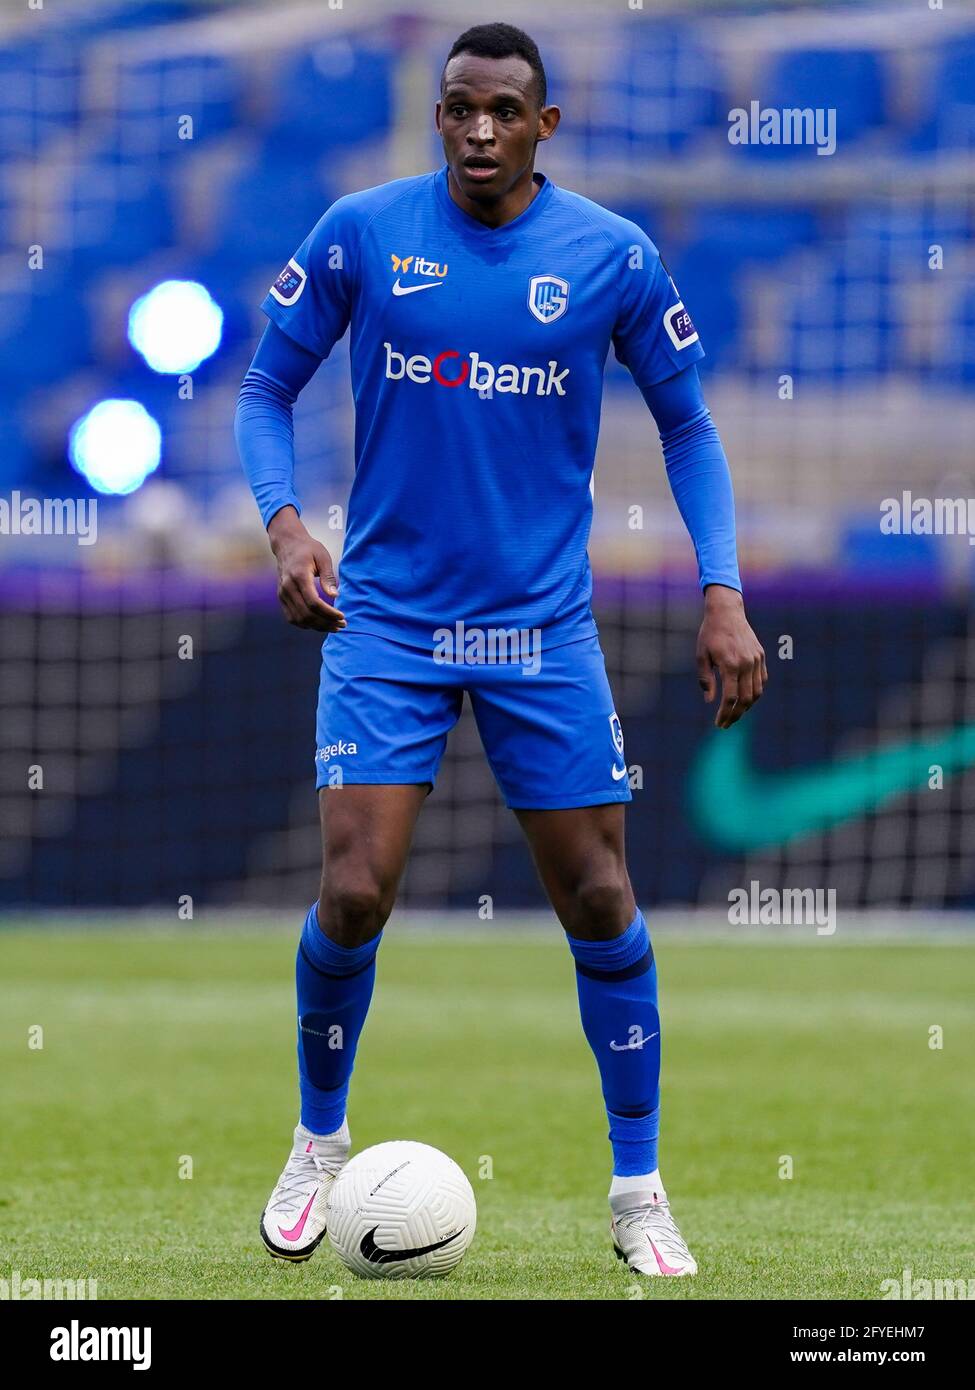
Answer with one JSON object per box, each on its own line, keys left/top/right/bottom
{"left": 1, "top": 924, "right": 972, "bottom": 1300}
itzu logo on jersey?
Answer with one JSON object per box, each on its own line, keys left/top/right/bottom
{"left": 390, "top": 252, "right": 447, "bottom": 297}
{"left": 390, "top": 253, "right": 448, "bottom": 279}
{"left": 384, "top": 342, "right": 569, "bottom": 396}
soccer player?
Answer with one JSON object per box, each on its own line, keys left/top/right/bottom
{"left": 236, "top": 22, "right": 766, "bottom": 1278}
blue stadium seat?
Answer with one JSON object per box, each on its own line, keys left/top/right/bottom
{"left": 0, "top": 38, "right": 82, "bottom": 158}
{"left": 843, "top": 203, "right": 975, "bottom": 380}
{"left": 0, "top": 410, "right": 32, "bottom": 491}
{"left": 665, "top": 243, "right": 740, "bottom": 369}
{"left": 0, "top": 271, "right": 91, "bottom": 389}
{"left": 0, "top": 6, "right": 203, "bottom": 161}
{"left": 600, "top": 200, "right": 662, "bottom": 241}
{"left": 843, "top": 202, "right": 966, "bottom": 254}
{"left": 0, "top": 165, "right": 12, "bottom": 253}
{"left": 58, "top": 1, "right": 198, "bottom": 36}
{"left": 779, "top": 247, "right": 896, "bottom": 380}
{"left": 739, "top": 46, "right": 887, "bottom": 160}
{"left": 840, "top": 522, "right": 940, "bottom": 577}
{"left": 580, "top": 22, "right": 725, "bottom": 160}
{"left": 210, "top": 155, "right": 338, "bottom": 268}
{"left": 55, "top": 151, "right": 176, "bottom": 271}
{"left": 907, "top": 37, "right": 975, "bottom": 151}
{"left": 263, "top": 40, "right": 394, "bottom": 153}
{"left": 949, "top": 282, "right": 975, "bottom": 385}
{"left": 684, "top": 205, "right": 819, "bottom": 266}
{"left": 110, "top": 51, "right": 243, "bottom": 156}
{"left": 662, "top": 208, "right": 818, "bottom": 369}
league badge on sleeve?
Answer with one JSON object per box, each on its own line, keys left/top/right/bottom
{"left": 270, "top": 257, "right": 307, "bottom": 307}
{"left": 663, "top": 300, "right": 699, "bottom": 350}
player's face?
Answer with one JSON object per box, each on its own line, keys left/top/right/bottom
{"left": 436, "top": 54, "right": 559, "bottom": 206}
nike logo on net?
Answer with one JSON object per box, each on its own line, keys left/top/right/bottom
{"left": 690, "top": 721, "right": 975, "bottom": 851}
{"left": 609, "top": 1032, "right": 658, "bottom": 1052}
{"left": 359, "top": 1225, "right": 466, "bottom": 1264}
{"left": 391, "top": 279, "right": 443, "bottom": 296}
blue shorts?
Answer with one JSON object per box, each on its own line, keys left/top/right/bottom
{"left": 314, "top": 629, "right": 632, "bottom": 810}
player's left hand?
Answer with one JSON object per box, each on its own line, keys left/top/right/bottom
{"left": 696, "top": 585, "right": 767, "bottom": 729}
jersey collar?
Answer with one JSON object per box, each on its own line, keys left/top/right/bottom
{"left": 434, "top": 164, "right": 554, "bottom": 237}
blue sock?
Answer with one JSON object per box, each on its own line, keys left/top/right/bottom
{"left": 566, "top": 909, "right": 660, "bottom": 1177}
{"left": 295, "top": 902, "right": 382, "bottom": 1135}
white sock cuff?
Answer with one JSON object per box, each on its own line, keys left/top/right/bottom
{"left": 610, "top": 1170, "right": 665, "bottom": 1199}
{"left": 297, "top": 1119, "right": 349, "bottom": 1146}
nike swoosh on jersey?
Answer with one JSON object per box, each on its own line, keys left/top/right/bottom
{"left": 359, "top": 1224, "right": 466, "bottom": 1264}
{"left": 611, "top": 763, "right": 628, "bottom": 781}
{"left": 391, "top": 279, "right": 444, "bottom": 296}
{"left": 690, "top": 721, "right": 975, "bottom": 851}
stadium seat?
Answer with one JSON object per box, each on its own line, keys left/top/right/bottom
{"left": 950, "top": 282, "right": 975, "bottom": 385}
{"left": 53, "top": 150, "right": 176, "bottom": 271}
{"left": 569, "top": 22, "right": 726, "bottom": 161}
{"left": 109, "top": 51, "right": 244, "bottom": 158}
{"left": 0, "top": 411, "right": 32, "bottom": 492}
{"left": 664, "top": 242, "right": 740, "bottom": 369}
{"left": 840, "top": 522, "right": 940, "bottom": 577}
{"left": 0, "top": 38, "right": 82, "bottom": 158}
{"left": 688, "top": 205, "right": 818, "bottom": 258}
{"left": 740, "top": 46, "right": 888, "bottom": 160}
{"left": 844, "top": 201, "right": 965, "bottom": 254}
{"left": 779, "top": 247, "right": 896, "bottom": 380}
{"left": 58, "top": 1, "right": 198, "bottom": 36}
{"left": 263, "top": 40, "right": 394, "bottom": 153}
{"left": 210, "top": 154, "right": 339, "bottom": 268}
{"left": 0, "top": 270, "right": 92, "bottom": 389}
{"left": 907, "top": 36, "right": 975, "bottom": 151}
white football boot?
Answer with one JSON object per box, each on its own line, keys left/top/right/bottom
{"left": 260, "top": 1121, "right": 350, "bottom": 1262}
{"left": 610, "top": 1187, "right": 698, "bottom": 1277}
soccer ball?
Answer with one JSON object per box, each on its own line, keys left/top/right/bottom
{"left": 326, "top": 1140, "right": 476, "bottom": 1279}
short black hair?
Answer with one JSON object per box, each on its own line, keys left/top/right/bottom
{"left": 442, "top": 23, "right": 547, "bottom": 107}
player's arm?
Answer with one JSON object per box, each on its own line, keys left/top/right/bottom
{"left": 612, "top": 231, "right": 766, "bottom": 728}
{"left": 639, "top": 364, "right": 766, "bottom": 729}
{"left": 236, "top": 198, "right": 358, "bottom": 632}
{"left": 235, "top": 322, "right": 345, "bottom": 632}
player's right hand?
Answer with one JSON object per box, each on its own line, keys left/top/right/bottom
{"left": 267, "top": 507, "right": 346, "bottom": 633}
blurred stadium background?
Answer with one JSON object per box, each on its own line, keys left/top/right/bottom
{"left": 2, "top": 0, "right": 974, "bottom": 915}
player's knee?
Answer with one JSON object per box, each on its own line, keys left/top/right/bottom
{"left": 570, "top": 873, "right": 630, "bottom": 938}
{"left": 319, "top": 872, "right": 393, "bottom": 946}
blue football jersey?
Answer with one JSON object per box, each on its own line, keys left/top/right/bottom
{"left": 262, "top": 165, "right": 705, "bottom": 650}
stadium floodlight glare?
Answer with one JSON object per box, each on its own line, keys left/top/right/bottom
{"left": 127, "top": 279, "right": 224, "bottom": 374}
{"left": 69, "top": 399, "right": 162, "bottom": 495}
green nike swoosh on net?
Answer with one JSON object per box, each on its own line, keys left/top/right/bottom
{"left": 688, "top": 722, "right": 975, "bottom": 852}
